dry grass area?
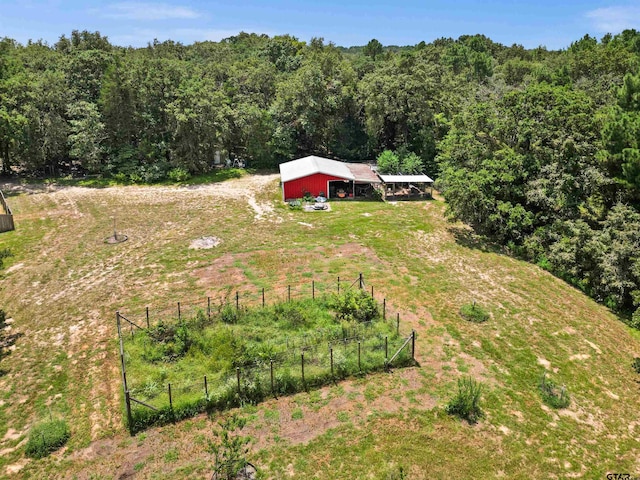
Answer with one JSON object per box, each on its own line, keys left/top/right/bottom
{"left": 0, "top": 174, "right": 639, "bottom": 479}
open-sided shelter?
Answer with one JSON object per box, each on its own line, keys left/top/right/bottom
{"left": 378, "top": 174, "right": 434, "bottom": 199}
{"left": 279, "top": 156, "right": 380, "bottom": 201}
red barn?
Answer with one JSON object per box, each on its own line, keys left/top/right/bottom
{"left": 279, "top": 156, "right": 380, "bottom": 201}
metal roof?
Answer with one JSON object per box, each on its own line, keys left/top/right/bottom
{"left": 346, "top": 163, "right": 382, "bottom": 183}
{"left": 378, "top": 174, "right": 434, "bottom": 184}
{"left": 279, "top": 156, "right": 355, "bottom": 183}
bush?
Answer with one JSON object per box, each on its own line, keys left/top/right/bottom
{"left": 146, "top": 320, "right": 192, "bottom": 361}
{"left": 0, "top": 249, "right": 12, "bottom": 269}
{"left": 288, "top": 199, "right": 302, "bottom": 210}
{"left": 274, "top": 302, "right": 310, "bottom": 328}
{"left": 459, "top": 302, "right": 489, "bottom": 323}
{"left": 330, "top": 289, "right": 379, "bottom": 323}
{"left": 633, "top": 357, "right": 640, "bottom": 374}
{"left": 208, "top": 414, "right": 251, "bottom": 480}
{"left": 25, "top": 420, "right": 70, "bottom": 459}
{"left": 377, "top": 150, "right": 400, "bottom": 174}
{"left": 539, "top": 373, "right": 570, "bottom": 409}
{"left": 629, "top": 308, "right": 640, "bottom": 329}
{"left": 445, "top": 377, "right": 484, "bottom": 423}
{"left": 220, "top": 304, "right": 239, "bottom": 324}
{"left": 167, "top": 167, "right": 191, "bottom": 182}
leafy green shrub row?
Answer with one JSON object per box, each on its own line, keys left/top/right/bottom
{"left": 25, "top": 420, "right": 70, "bottom": 459}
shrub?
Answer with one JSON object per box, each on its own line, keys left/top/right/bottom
{"left": 459, "top": 302, "right": 489, "bottom": 323}
{"left": 377, "top": 150, "right": 400, "bottom": 174}
{"left": 383, "top": 465, "right": 407, "bottom": 480}
{"left": 629, "top": 308, "right": 640, "bottom": 329}
{"left": 330, "top": 289, "right": 379, "bottom": 323}
{"left": 274, "top": 302, "right": 309, "bottom": 328}
{"left": 25, "top": 419, "right": 70, "bottom": 459}
{"left": 208, "top": 414, "right": 251, "bottom": 480}
{"left": 146, "top": 320, "right": 192, "bottom": 361}
{"left": 539, "top": 373, "right": 570, "bottom": 409}
{"left": 370, "top": 186, "right": 384, "bottom": 201}
{"left": 167, "top": 167, "right": 191, "bottom": 182}
{"left": 0, "top": 249, "right": 12, "bottom": 269}
{"left": 445, "top": 377, "right": 484, "bottom": 423}
{"left": 288, "top": 199, "right": 302, "bottom": 210}
{"left": 220, "top": 304, "right": 239, "bottom": 324}
{"left": 633, "top": 357, "right": 640, "bottom": 374}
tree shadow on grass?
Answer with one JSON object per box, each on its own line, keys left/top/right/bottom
{"left": 448, "top": 226, "right": 506, "bottom": 255}
{"left": 0, "top": 331, "right": 24, "bottom": 375}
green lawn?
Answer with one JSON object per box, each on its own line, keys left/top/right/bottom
{"left": 0, "top": 176, "right": 638, "bottom": 479}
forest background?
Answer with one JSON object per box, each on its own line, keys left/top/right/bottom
{"left": 1, "top": 29, "right": 640, "bottom": 327}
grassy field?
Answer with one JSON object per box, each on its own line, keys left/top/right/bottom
{"left": 0, "top": 173, "right": 639, "bottom": 479}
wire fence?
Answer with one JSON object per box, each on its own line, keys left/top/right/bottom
{"left": 118, "top": 274, "right": 383, "bottom": 333}
{"left": 116, "top": 274, "right": 417, "bottom": 434}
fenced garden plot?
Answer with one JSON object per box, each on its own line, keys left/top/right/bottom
{"left": 117, "top": 276, "right": 417, "bottom": 433}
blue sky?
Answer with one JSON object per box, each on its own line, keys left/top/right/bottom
{"left": 1, "top": 1, "right": 639, "bottom": 49}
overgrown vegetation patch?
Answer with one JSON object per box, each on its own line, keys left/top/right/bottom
{"left": 25, "top": 419, "right": 70, "bottom": 459}
{"left": 459, "top": 302, "right": 490, "bottom": 323}
{"left": 445, "top": 376, "right": 484, "bottom": 424}
{"left": 121, "top": 288, "right": 414, "bottom": 432}
{"left": 539, "top": 373, "right": 570, "bottom": 409}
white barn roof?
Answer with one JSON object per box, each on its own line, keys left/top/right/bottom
{"left": 378, "top": 174, "right": 434, "bottom": 183}
{"left": 279, "top": 156, "right": 355, "bottom": 183}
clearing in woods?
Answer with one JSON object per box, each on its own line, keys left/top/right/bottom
{"left": 0, "top": 172, "right": 639, "bottom": 479}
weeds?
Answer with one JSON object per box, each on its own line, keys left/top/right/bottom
{"left": 445, "top": 376, "right": 484, "bottom": 423}
{"left": 208, "top": 414, "right": 251, "bottom": 480}
{"left": 25, "top": 419, "right": 70, "bottom": 459}
{"left": 459, "top": 302, "right": 489, "bottom": 323}
{"left": 539, "top": 373, "right": 570, "bottom": 409}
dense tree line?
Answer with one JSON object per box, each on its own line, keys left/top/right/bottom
{"left": 2, "top": 29, "right": 640, "bottom": 323}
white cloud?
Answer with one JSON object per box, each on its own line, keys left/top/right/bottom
{"left": 102, "top": 2, "right": 201, "bottom": 21}
{"left": 585, "top": 6, "right": 640, "bottom": 33}
{"left": 110, "top": 28, "right": 263, "bottom": 47}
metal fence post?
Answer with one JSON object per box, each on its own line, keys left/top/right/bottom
{"left": 262, "top": 287, "right": 265, "bottom": 308}
{"left": 301, "top": 352, "right": 305, "bottom": 385}
{"left": 168, "top": 383, "right": 173, "bottom": 409}
{"left": 385, "top": 336, "right": 388, "bottom": 360}
{"left": 236, "top": 291, "right": 239, "bottom": 311}
{"left": 288, "top": 285, "right": 291, "bottom": 302}
{"left": 204, "top": 375, "right": 208, "bottom": 398}
{"left": 383, "top": 299, "right": 386, "bottom": 320}
{"left": 337, "top": 276, "right": 340, "bottom": 294}
{"left": 146, "top": 307, "right": 150, "bottom": 329}
{"left": 270, "top": 360, "right": 275, "bottom": 397}
{"left": 412, "top": 330, "right": 416, "bottom": 360}
{"left": 207, "top": 297, "right": 211, "bottom": 321}
{"left": 359, "top": 272, "right": 364, "bottom": 289}
{"left": 117, "top": 311, "right": 133, "bottom": 432}
{"left": 177, "top": 302, "right": 181, "bottom": 321}
{"left": 125, "top": 390, "right": 133, "bottom": 430}
{"left": 330, "top": 346, "right": 334, "bottom": 377}
{"left": 396, "top": 313, "right": 400, "bottom": 335}
{"left": 236, "top": 367, "right": 241, "bottom": 397}
{"left": 358, "top": 341, "right": 361, "bottom": 371}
